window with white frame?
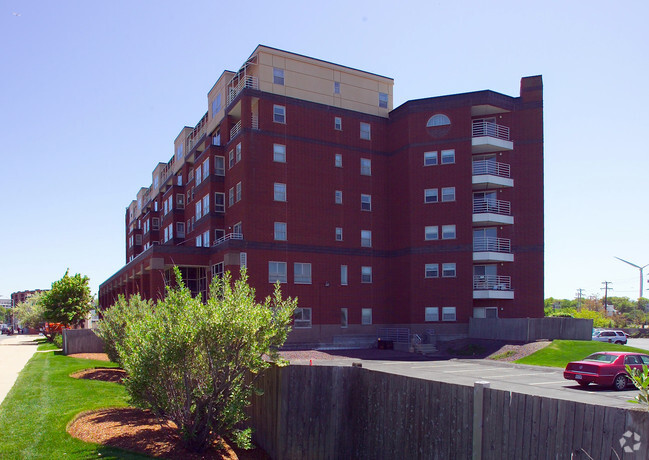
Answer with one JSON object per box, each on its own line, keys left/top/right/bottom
{"left": 211, "top": 262, "right": 224, "bottom": 278}
{"left": 425, "top": 264, "right": 439, "bottom": 278}
{"left": 424, "top": 151, "right": 438, "bottom": 166}
{"left": 273, "top": 68, "right": 284, "bottom": 85}
{"left": 177, "top": 174, "right": 182, "bottom": 186}
{"left": 360, "top": 158, "right": 371, "bottom": 176}
{"left": 176, "top": 194, "right": 184, "bottom": 209}
{"left": 152, "top": 217, "right": 160, "bottom": 230}
{"left": 361, "top": 230, "right": 372, "bottom": 247}
{"left": 269, "top": 261, "right": 287, "bottom": 283}
{"left": 442, "top": 224, "right": 456, "bottom": 240}
{"left": 335, "top": 153, "right": 342, "bottom": 167}
{"left": 360, "top": 122, "right": 371, "bottom": 140}
{"left": 154, "top": 201, "right": 158, "bottom": 212}
{"left": 427, "top": 114, "right": 451, "bottom": 127}
{"left": 425, "top": 188, "right": 439, "bottom": 203}
{"left": 425, "top": 226, "right": 439, "bottom": 241}
{"left": 229, "top": 150, "right": 235, "bottom": 168}
{"left": 214, "top": 192, "right": 225, "bottom": 212}
{"left": 294, "top": 263, "right": 312, "bottom": 284}
{"left": 341, "top": 265, "right": 348, "bottom": 285}
{"left": 294, "top": 307, "right": 312, "bottom": 328}
{"left": 176, "top": 222, "right": 185, "bottom": 238}
{"left": 211, "top": 93, "right": 221, "bottom": 116}
{"left": 379, "top": 92, "right": 388, "bottom": 108}
{"left": 442, "top": 263, "right": 457, "bottom": 278}
{"left": 202, "top": 194, "right": 210, "bottom": 215}
{"left": 335, "top": 227, "right": 343, "bottom": 241}
{"left": 334, "top": 117, "right": 342, "bottom": 130}
{"left": 441, "top": 149, "right": 455, "bottom": 164}
{"left": 273, "top": 105, "right": 285, "bottom": 124}
{"left": 425, "top": 307, "right": 439, "bottom": 322}
{"left": 203, "top": 230, "right": 210, "bottom": 247}
{"left": 361, "top": 266, "right": 372, "bottom": 283}
{"left": 195, "top": 200, "right": 202, "bottom": 220}
{"left": 236, "top": 182, "right": 242, "bottom": 202}
{"left": 335, "top": 190, "right": 343, "bottom": 204}
{"left": 273, "top": 144, "right": 286, "bottom": 163}
{"left": 361, "top": 194, "right": 371, "bottom": 211}
{"left": 196, "top": 235, "right": 202, "bottom": 247}
{"left": 215, "top": 156, "right": 225, "bottom": 175}
{"left": 236, "top": 143, "right": 242, "bottom": 163}
{"left": 274, "top": 222, "right": 287, "bottom": 241}
{"left": 442, "top": 187, "right": 455, "bottom": 202}
{"left": 163, "top": 199, "right": 169, "bottom": 215}
{"left": 229, "top": 187, "right": 234, "bottom": 207}
{"left": 334, "top": 81, "right": 340, "bottom": 94}
{"left": 341, "top": 308, "right": 348, "bottom": 328}
{"left": 203, "top": 158, "right": 209, "bottom": 180}
{"left": 362, "top": 308, "right": 372, "bottom": 325}
{"left": 274, "top": 183, "right": 286, "bottom": 201}
{"left": 233, "top": 222, "right": 242, "bottom": 235}
{"left": 196, "top": 164, "right": 202, "bottom": 186}
{"left": 442, "top": 307, "right": 457, "bottom": 321}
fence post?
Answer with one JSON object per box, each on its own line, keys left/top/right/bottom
{"left": 473, "top": 380, "right": 491, "bottom": 460}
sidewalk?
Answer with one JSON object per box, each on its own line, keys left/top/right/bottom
{"left": 0, "top": 334, "right": 40, "bottom": 406}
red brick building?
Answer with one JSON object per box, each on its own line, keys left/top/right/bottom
{"left": 99, "top": 46, "right": 544, "bottom": 344}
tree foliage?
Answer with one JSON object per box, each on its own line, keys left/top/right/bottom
{"left": 13, "top": 292, "right": 46, "bottom": 329}
{"left": 104, "top": 268, "right": 297, "bottom": 452}
{"left": 41, "top": 270, "right": 93, "bottom": 327}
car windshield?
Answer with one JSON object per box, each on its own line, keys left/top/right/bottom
{"left": 583, "top": 353, "right": 618, "bottom": 363}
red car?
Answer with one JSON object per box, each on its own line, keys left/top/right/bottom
{"left": 563, "top": 352, "right": 649, "bottom": 391}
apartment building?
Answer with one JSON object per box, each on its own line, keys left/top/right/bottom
{"left": 99, "top": 45, "right": 544, "bottom": 344}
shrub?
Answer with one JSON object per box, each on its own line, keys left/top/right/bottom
{"left": 52, "top": 334, "right": 63, "bottom": 349}
{"left": 116, "top": 268, "right": 297, "bottom": 452}
{"left": 626, "top": 364, "right": 649, "bottom": 410}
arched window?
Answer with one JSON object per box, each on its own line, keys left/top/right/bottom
{"left": 426, "top": 114, "right": 451, "bottom": 127}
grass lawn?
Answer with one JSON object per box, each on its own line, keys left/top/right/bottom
{"left": 0, "top": 340, "right": 150, "bottom": 459}
{"left": 515, "top": 340, "right": 649, "bottom": 368}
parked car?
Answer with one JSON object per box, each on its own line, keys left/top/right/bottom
{"left": 563, "top": 352, "right": 649, "bottom": 390}
{"left": 592, "top": 330, "right": 627, "bottom": 345}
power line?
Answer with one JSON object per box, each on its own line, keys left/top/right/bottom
{"left": 601, "top": 281, "right": 613, "bottom": 309}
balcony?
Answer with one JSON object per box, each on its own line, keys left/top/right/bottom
{"left": 213, "top": 232, "right": 243, "bottom": 248}
{"left": 473, "top": 237, "right": 514, "bottom": 262}
{"left": 472, "top": 199, "right": 514, "bottom": 225}
{"left": 230, "top": 120, "right": 242, "bottom": 140}
{"left": 472, "top": 160, "right": 513, "bottom": 189}
{"left": 227, "top": 75, "right": 259, "bottom": 106}
{"left": 472, "top": 120, "right": 513, "bottom": 153}
{"left": 473, "top": 275, "right": 514, "bottom": 299}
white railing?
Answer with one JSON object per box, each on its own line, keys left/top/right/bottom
{"left": 212, "top": 232, "right": 243, "bottom": 247}
{"left": 473, "top": 237, "right": 511, "bottom": 253}
{"left": 473, "top": 275, "right": 512, "bottom": 290}
{"left": 473, "top": 198, "right": 511, "bottom": 215}
{"left": 227, "top": 75, "right": 259, "bottom": 106}
{"left": 251, "top": 113, "right": 259, "bottom": 130}
{"left": 230, "top": 120, "right": 242, "bottom": 140}
{"left": 472, "top": 159, "right": 510, "bottom": 178}
{"left": 472, "top": 120, "right": 510, "bottom": 140}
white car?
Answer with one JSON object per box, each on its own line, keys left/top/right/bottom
{"left": 592, "top": 330, "right": 627, "bottom": 345}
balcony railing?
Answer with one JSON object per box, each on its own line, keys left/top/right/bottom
{"left": 472, "top": 160, "right": 510, "bottom": 178}
{"left": 212, "top": 232, "right": 243, "bottom": 247}
{"left": 473, "top": 237, "right": 511, "bottom": 253}
{"left": 251, "top": 113, "right": 259, "bottom": 130}
{"left": 473, "top": 199, "right": 511, "bottom": 215}
{"left": 473, "top": 275, "right": 512, "bottom": 291}
{"left": 472, "top": 120, "right": 510, "bottom": 140}
{"left": 230, "top": 120, "right": 242, "bottom": 140}
{"left": 227, "top": 75, "right": 259, "bottom": 106}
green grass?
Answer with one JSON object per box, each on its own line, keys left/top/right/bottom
{"left": 0, "top": 340, "right": 150, "bottom": 459}
{"left": 515, "top": 340, "right": 649, "bottom": 368}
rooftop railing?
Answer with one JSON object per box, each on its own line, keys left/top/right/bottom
{"left": 212, "top": 232, "right": 243, "bottom": 247}
{"left": 227, "top": 75, "right": 259, "bottom": 106}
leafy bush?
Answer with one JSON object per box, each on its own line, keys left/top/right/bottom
{"left": 52, "top": 334, "right": 63, "bottom": 349}
{"left": 626, "top": 364, "right": 649, "bottom": 410}
{"left": 115, "top": 268, "right": 297, "bottom": 452}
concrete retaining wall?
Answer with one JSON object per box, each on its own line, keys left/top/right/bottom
{"left": 62, "top": 329, "right": 105, "bottom": 355}
{"left": 469, "top": 317, "right": 593, "bottom": 341}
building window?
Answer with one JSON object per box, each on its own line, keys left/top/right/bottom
{"left": 135, "top": 234, "right": 142, "bottom": 245}
{"left": 341, "top": 265, "right": 348, "bottom": 285}
{"left": 334, "top": 117, "right": 342, "bottom": 130}
{"left": 294, "top": 308, "right": 312, "bottom": 328}
{"left": 361, "top": 194, "right": 371, "bottom": 211}
{"left": 269, "top": 261, "right": 287, "bottom": 283}
{"left": 424, "top": 151, "right": 438, "bottom": 166}
{"left": 176, "top": 194, "right": 185, "bottom": 209}
{"left": 425, "top": 307, "right": 439, "bottom": 322}
{"left": 236, "top": 182, "right": 242, "bottom": 202}
{"left": 195, "top": 164, "right": 202, "bottom": 186}
{"left": 203, "top": 158, "right": 210, "bottom": 180}
{"left": 442, "top": 263, "right": 457, "bottom": 278}
{"left": 379, "top": 92, "right": 388, "bottom": 108}
{"left": 425, "top": 188, "right": 439, "bottom": 203}
{"left": 442, "top": 307, "right": 457, "bottom": 322}
{"left": 360, "top": 158, "right": 371, "bottom": 176}
{"left": 273, "top": 144, "right": 286, "bottom": 163}
{"left": 360, "top": 122, "right": 371, "bottom": 140}
{"left": 294, "top": 263, "right": 312, "bottom": 284}
{"left": 215, "top": 156, "right": 225, "bottom": 175}
{"left": 215, "top": 192, "right": 225, "bottom": 213}
{"left": 442, "top": 225, "right": 456, "bottom": 240}
{"left": 361, "top": 266, "right": 372, "bottom": 283}
{"left": 196, "top": 235, "right": 202, "bottom": 247}
{"left": 335, "top": 227, "right": 343, "bottom": 241}
{"left": 195, "top": 200, "right": 202, "bottom": 220}
{"left": 441, "top": 149, "right": 455, "bottom": 164}
{"left": 442, "top": 187, "right": 455, "bottom": 202}
{"left": 236, "top": 143, "right": 242, "bottom": 163}
{"left": 176, "top": 222, "right": 185, "bottom": 238}
{"left": 273, "top": 67, "right": 285, "bottom": 85}
{"left": 335, "top": 153, "right": 342, "bottom": 167}
{"left": 152, "top": 217, "right": 160, "bottom": 230}
{"left": 274, "top": 183, "right": 287, "bottom": 201}
{"left": 229, "top": 187, "right": 234, "bottom": 207}
{"left": 203, "top": 230, "right": 210, "bottom": 247}
{"left": 211, "top": 93, "right": 221, "bottom": 117}
{"left": 229, "top": 150, "right": 235, "bottom": 169}
{"left": 425, "top": 226, "right": 439, "bottom": 241}
{"left": 425, "top": 264, "right": 439, "bottom": 278}
{"left": 362, "top": 308, "right": 372, "bottom": 325}
{"left": 341, "top": 308, "right": 348, "bottom": 328}
{"left": 427, "top": 114, "right": 451, "bottom": 127}
{"left": 334, "top": 81, "right": 340, "bottom": 94}
{"left": 233, "top": 222, "right": 242, "bottom": 235}
{"left": 177, "top": 175, "right": 183, "bottom": 186}
{"left": 335, "top": 190, "right": 343, "bottom": 204}
{"left": 274, "top": 222, "right": 287, "bottom": 241}
{"left": 361, "top": 230, "right": 372, "bottom": 247}
{"left": 214, "top": 229, "right": 225, "bottom": 241}
{"left": 211, "top": 261, "right": 224, "bottom": 278}
{"left": 273, "top": 105, "right": 286, "bottom": 124}
{"left": 202, "top": 194, "right": 210, "bottom": 215}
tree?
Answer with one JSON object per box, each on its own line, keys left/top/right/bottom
{"left": 14, "top": 292, "right": 46, "bottom": 330}
{"left": 108, "top": 268, "right": 297, "bottom": 452}
{"left": 41, "top": 270, "right": 93, "bottom": 327}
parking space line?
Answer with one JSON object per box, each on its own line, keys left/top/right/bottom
{"left": 444, "top": 368, "right": 509, "bottom": 373}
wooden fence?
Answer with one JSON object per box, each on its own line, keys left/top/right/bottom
{"left": 248, "top": 365, "right": 649, "bottom": 459}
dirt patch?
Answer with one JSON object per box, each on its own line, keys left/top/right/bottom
{"left": 68, "top": 408, "right": 270, "bottom": 460}
{"left": 70, "top": 367, "right": 127, "bottom": 384}
{"left": 68, "top": 352, "right": 110, "bottom": 361}
{"left": 486, "top": 340, "right": 552, "bottom": 362}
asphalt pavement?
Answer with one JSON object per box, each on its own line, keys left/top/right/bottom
{"left": 0, "top": 334, "right": 40, "bottom": 406}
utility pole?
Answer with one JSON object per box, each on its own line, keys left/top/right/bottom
{"left": 576, "top": 288, "right": 585, "bottom": 311}
{"left": 601, "top": 281, "right": 613, "bottom": 312}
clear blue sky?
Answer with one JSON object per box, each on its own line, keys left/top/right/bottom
{"left": 1, "top": 0, "right": 648, "bottom": 302}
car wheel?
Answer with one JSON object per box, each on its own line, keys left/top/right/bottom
{"left": 577, "top": 381, "right": 590, "bottom": 387}
{"left": 615, "top": 341, "right": 623, "bottom": 345}
{"left": 613, "top": 374, "right": 627, "bottom": 391}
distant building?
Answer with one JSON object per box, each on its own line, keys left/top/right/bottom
{"left": 11, "top": 289, "right": 47, "bottom": 306}
{"left": 99, "top": 45, "right": 544, "bottom": 344}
